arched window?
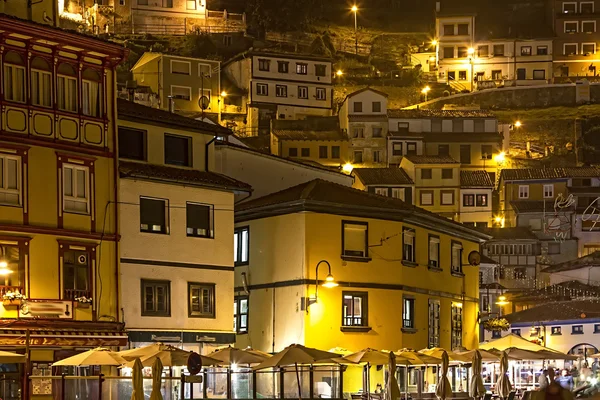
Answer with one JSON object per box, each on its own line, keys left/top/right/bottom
{"left": 565, "top": 343, "right": 598, "bottom": 368}
{"left": 31, "top": 57, "right": 52, "bottom": 108}
{"left": 82, "top": 68, "right": 102, "bottom": 117}
{"left": 3, "top": 51, "right": 25, "bottom": 103}
{"left": 57, "top": 63, "right": 78, "bottom": 113}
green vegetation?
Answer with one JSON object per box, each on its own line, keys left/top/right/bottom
{"left": 493, "top": 104, "right": 600, "bottom": 123}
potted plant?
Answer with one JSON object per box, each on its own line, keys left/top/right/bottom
{"left": 74, "top": 296, "right": 93, "bottom": 309}
{"left": 483, "top": 317, "right": 510, "bottom": 333}
{"left": 2, "top": 291, "right": 26, "bottom": 307}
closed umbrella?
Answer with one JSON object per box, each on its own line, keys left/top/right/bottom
{"left": 435, "top": 351, "right": 452, "bottom": 400}
{"left": 469, "top": 350, "right": 485, "bottom": 400}
{"left": 386, "top": 352, "right": 401, "bottom": 400}
{"left": 496, "top": 351, "right": 512, "bottom": 400}
{"left": 131, "top": 358, "right": 144, "bottom": 400}
{"left": 53, "top": 348, "right": 125, "bottom": 366}
{"left": 149, "top": 357, "right": 163, "bottom": 400}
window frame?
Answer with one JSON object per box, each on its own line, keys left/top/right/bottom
{"left": 428, "top": 299, "right": 441, "bottom": 347}
{"left": 0, "top": 153, "right": 22, "bottom": 207}
{"left": 564, "top": 43, "right": 578, "bottom": 55}
{"left": 278, "top": 61, "right": 289, "bottom": 73}
{"left": 301, "top": 148, "right": 310, "bottom": 157}
{"left": 421, "top": 169, "right": 432, "bottom": 180}
{"left": 170, "top": 59, "right": 191, "bottom": 75}
{"left": 258, "top": 59, "right": 270, "bottom": 72}
{"left": 521, "top": 46, "right": 532, "bottom": 56}
{"left": 443, "top": 47, "right": 455, "bottom": 59}
{"left": 341, "top": 220, "right": 369, "bottom": 260}
{"left": 476, "top": 194, "right": 488, "bottom": 207}
{"left": 420, "top": 190, "right": 434, "bottom": 206}
{"left": 533, "top": 70, "right": 546, "bottom": 80}
{"left": 331, "top": 146, "right": 341, "bottom": 159}
{"left": 451, "top": 241, "right": 463, "bottom": 275}
{"left": 3, "top": 62, "right": 26, "bottom": 104}
{"left": 188, "top": 282, "right": 216, "bottom": 318}
{"left": 451, "top": 303, "right": 463, "bottom": 349}
{"left": 315, "top": 64, "right": 327, "bottom": 77}
{"left": 288, "top": 148, "right": 298, "bottom": 157}
{"left": 234, "top": 295, "right": 249, "bottom": 334}
{"left": 372, "top": 101, "right": 381, "bottom": 113}
{"left": 441, "top": 190, "right": 455, "bottom": 206}
{"left": 353, "top": 102, "right": 363, "bottom": 113}
{"left": 256, "top": 83, "right": 268, "bottom": 96}
{"left": 582, "top": 20, "right": 596, "bottom": 33}
{"left": 537, "top": 46, "right": 548, "bottom": 55}
{"left": 234, "top": 226, "right": 249, "bottom": 266}
{"left": 342, "top": 291, "right": 368, "bottom": 327}
{"left": 582, "top": 42, "right": 596, "bottom": 55}
{"left": 493, "top": 44, "right": 505, "bottom": 56}
{"left": 428, "top": 235, "right": 440, "bottom": 269}
{"left": 392, "top": 142, "right": 403, "bottom": 156}
{"left": 402, "top": 297, "right": 415, "bottom": 329}
{"left": 463, "top": 194, "right": 475, "bottom": 207}
{"left": 353, "top": 151, "right": 363, "bottom": 164}
{"left": 402, "top": 227, "right": 416, "bottom": 264}
{"left": 518, "top": 185, "right": 530, "bottom": 199}
{"left": 186, "top": 202, "right": 214, "bottom": 238}
{"left": 441, "top": 168, "right": 453, "bottom": 179}
{"left": 543, "top": 184, "right": 554, "bottom": 198}
{"left": 275, "top": 84, "right": 288, "bottom": 98}
{"left": 31, "top": 66, "right": 52, "bottom": 108}
{"left": 164, "top": 133, "right": 192, "bottom": 167}
{"left": 139, "top": 196, "right": 169, "bottom": 235}
{"left": 298, "top": 86, "right": 308, "bottom": 99}
{"left": 61, "top": 244, "right": 94, "bottom": 301}
{"left": 57, "top": 73, "right": 78, "bottom": 113}
{"left": 296, "top": 63, "right": 308, "bottom": 75}
{"left": 316, "top": 87, "right": 326, "bottom": 100}
{"left": 141, "top": 279, "right": 171, "bottom": 317}
{"left": 391, "top": 187, "right": 405, "bottom": 200}
{"left": 62, "top": 163, "right": 90, "bottom": 215}
{"left": 118, "top": 127, "right": 147, "bottom": 161}
{"left": 319, "top": 146, "right": 328, "bottom": 159}
{"left": 551, "top": 326, "right": 562, "bottom": 335}
{"left": 170, "top": 85, "right": 192, "bottom": 101}
{"left": 581, "top": 1, "right": 594, "bottom": 13}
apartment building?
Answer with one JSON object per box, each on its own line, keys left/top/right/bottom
{"left": 459, "top": 170, "right": 494, "bottom": 227}
{"left": 116, "top": 100, "right": 251, "bottom": 352}
{"left": 352, "top": 168, "right": 415, "bottom": 205}
{"left": 223, "top": 51, "right": 333, "bottom": 136}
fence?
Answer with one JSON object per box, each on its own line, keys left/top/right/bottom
{"left": 29, "top": 366, "right": 343, "bottom": 400}
{"left": 265, "top": 32, "right": 371, "bottom": 56}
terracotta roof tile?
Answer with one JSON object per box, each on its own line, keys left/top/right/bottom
{"left": 501, "top": 167, "right": 600, "bottom": 181}
{"left": 388, "top": 109, "right": 496, "bottom": 118}
{"left": 511, "top": 281, "right": 600, "bottom": 302}
{"left": 272, "top": 129, "right": 346, "bottom": 141}
{"left": 504, "top": 300, "right": 600, "bottom": 324}
{"left": 353, "top": 168, "right": 414, "bottom": 185}
{"left": 404, "top": 155, "right": 459, "bottom": 164}
{"left": 460, "top": 170, "right": 494, "bottom": 187}
{"left": 542, "top": 251, "right": 600, "bottom": 273}
{"left": 348, "top": 114, "right": 388, "bottom": 122}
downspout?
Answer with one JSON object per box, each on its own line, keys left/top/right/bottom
{"left": 205, "top": 136, "right": 218, "bottom": 172}
{"left": 513, "top": 39, "right": 517, "bottom": 81}
{"left": 112, "top": 62, "right": 122, "bottom": 322}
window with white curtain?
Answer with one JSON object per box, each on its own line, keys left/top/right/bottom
{"left": 342, "top": 221, "right": 368, "bottom": 258}
{"left": 82, "top": 80, "right": 101, "bottom": 117}
{"left": 58, "top": 75, "right": 77, "bottom": 112}
{"left": 3, "top": 64, "right": 25, "bottom": 103}
{"left": 31, "top": 70, "right": 52, "bottom": 107}
{"left": 0, "top": 154, "right": 21, "bottom": 206}
{"left": 63, "top": 164, "right": 89, "bottom": 213}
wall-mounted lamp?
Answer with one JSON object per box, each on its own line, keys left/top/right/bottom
{"left": 303, "top": 260, "right": 338, "bottom": 312}
{"left": 496, "top": 295, "right": 509, "bottom": 306}
{"left": 0, "top": 260, "right": 12, "bottom": 276}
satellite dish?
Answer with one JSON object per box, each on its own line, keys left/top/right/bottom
{"left": 198, "top": 95, "right": 210, "bottom": 110}
{"left": 468, "top": 251, "right": 481, "bottom": 266}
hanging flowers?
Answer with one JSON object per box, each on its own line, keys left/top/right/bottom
{"left": 483, "top": 317, "right": 510, "bottom": 332}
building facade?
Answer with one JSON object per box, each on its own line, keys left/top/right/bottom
{"left": 352, "top": 168, "right": 415, "bottom": 205}
{"left": 459, "top": 170, "right": 494, "bottom": 227}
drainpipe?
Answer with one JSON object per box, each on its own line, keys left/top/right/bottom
{"left": 205, "top": 136, "right": 218, "bottom": 172}
{"left": 111, "top": 63, "right": 122, "bottom": 322}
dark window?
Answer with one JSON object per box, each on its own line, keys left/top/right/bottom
{"left": 453, "top": 120, "right": 463, "bottom": 132}
{"left": 316, "top": 88, "right": 326, "bottom": 100}
{"left": 276, "top": 85, "right": 287, "bottom": 97}
{"left": 288, "top": 148, "right": 298, "bottom": 157}
{"left": 319, "top": 146, "right": 328, "bottom": 159}
{"left": 234, "top": 226, "right": 249, "bottom": 265}
{"left": 493, "top": 44, "right": 505, "bottom": 56}
{"left": 442, "top": 169, "right": 453, "bottom": 179}
{"left": 438, "top": 144, "right": 450, "bottom": 156}
{"left": 278, "top": 61, "right": 289, "bottom": 73}
{"left": 223, "top": 35, "right": 232, "bottom": 46}
{"left": 402, "top": 297, "right": 415, "bottom": 328}
{"left": 188, "top": 282, "right": 215, "bottom": 318}
{"left": 332, "top": 146, "right": 341, "bottom": 159}
{"left": 565, "top": 22, "right": 578, "bottom": 33}
{"left": 63, "top": 249, "right": 90, "bottom": 300}
{"left": 582, "top": 43, "right": 595, "bottom": 54}
{"left": 393, "top": 142, "right": 403, "bottom": 156}
{"left": 572, "top": 325, "right": 584, "bottom": 334}
{"left": 474, "top": 120, "right": 485, "bottom": 132}
{"left": 517, "top": 68, "right": 526, "bottom": 80}
{"left": 354, "top": 151, "right": 363, "bottom": 163}
{"left": 521, "top": 46, "right": 532, "bottom": 56}
{"left": 296, "top": 63, "right": 308, "bottom": 75}
{"left": 402, "top": 227, "right": 416, "bottom": 263}
{"left": 406, "top": 142, "right": 417, "bottom": 155}
{"left": 342, "top": 292, "right": 368, "bottom": 326}
{"left": 492, "top": 330, "right": 502, "bottom": 339}
{"left": 258, "top": 59, "right": 270, "bottom": 71}
{"left": 372, "top": 102, "right": 381, "bottom": 112}
{"left": 537, "top": 46, "right": 548, "bottom": 55}
{"left": 301, "top": 148, "right": 310, "bottom": 157}
{"left": 234, "top": 296, "right": 249, "bottom": 333}
{"left": 582, "top": 2, "right": 594, "bottom": 13}
{"left": 565, "top": 44, "right": 578, "bottom": 55}
{"left": 342, "top": 221, "right": 368, "bottom": 258}
{"left": 573, "top": 178, "right": 592, "bottom": 187}
{"left": 164, "top": 134, "right": 191, "bottom": 166}
{"left": 460, "top": 144, "right": 471, "bottom": 163}
{"left": 118, "top": 127, "right": 146, "bottom": 160}
{"left": 451, "top": 303, "right": 463, "bottom": 349}
{"left": 457, "top": 24, "right": 468, "bottom": 35}
{"left": 448, "top": 71, "right": 456, "bottom": 81}
{"left": 551, "top": 327, "right": 562, "bottom": 335}
{"left": 478, "top": 46, "right": 489, "bottom": 57}
{"left": 476, "top": 194, "right": 488, "bottom": 207}
{"left": 443, "top": 47, "right": 454, "bottom": 58}
{"left": 583, "top": 21, "right": 596, "bottom": 33}
{"left": 298, "top": 86, "right": 308, "bottom": 99}
{"left": 186, "top": 203, "right": 213, "bottom": 238}
{"left": 481, "top": 144, "right": 493, "bottom": 159}
{"left": 140, "top": 197, "right": 168, "bottom": 234}
{"left": 595, "top": 324, "right": 600, "bottom": 333}
{"left": 458, "top": 47, "right": 468, "bottom": 58}
{"left": 458, "top": 70, "right": 467, "bottom": 80}
{"left": 451, "top": 241, "right": 463, "bottom": 274}
{"left": 398, "top": 122, "right": 409, "bottom": 134}
{"left": 256, "top": 83, "right": 268, "bottom": 96}
{"left": 353, "top": 102, "right": 363, "bottom": 112}
{"left": 492, "top": 70, "right": 502, "bottom": 80}
{"left": 463, "top": 194, "right": 475, "bottom": 207}
{"left": 428, "top": 299, "right": 440, "bottom": 347}
{"left": 512, "top": 329, "right": 521, "bottom": 336}
{"left": 141, "top": 279, "right": 170, "bottom": 317}
{"left": 443, "top": 24, "right": 454, "bottom": 36}
{"left": 315, "top": 64, "right": 327, "bottom": 77}
{"left": 372, "top": 127, "right": 383, "bottom": 137}
{"left": 421, "top": 169, "right": 432, "bottom": 179}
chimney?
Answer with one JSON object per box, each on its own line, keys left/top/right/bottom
{"left": 435, "top": 2, "right": 441, "bottom": 12}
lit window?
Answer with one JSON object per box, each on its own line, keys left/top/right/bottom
{"left": 342, "top": 292, "right": 367, "bottom": 326}
{"left": 63, "top": 164, "right": 89, "bottom": 214}
{"left": 0, "top": 154, "right": 21, "bottom": 206}
{"left": 428, "top": 236, "right": 440, "bottom": 268}
{"left": 476, "top": 194, "right": 488, "bottom": 207}
{"left": 391, "top": 188, "right": 405, "bottom": 200}
{"left": 234, "top": 296, "right": 249, "bottom": 333}
{"left": 463, "top": 194, "right": 475, "bottom": 207}
{"left": 234, "top": 226, "right": 249, "bottom": 265}
{"left": 296, "top": 63, "right": 308, "bottom": 75}
{"left": 186, "top": 203, "right": 214, "bottom": 238}
{"left": 63, "top": 248, "right": 91, "bottom": 300}
{"left": 375, "top": 188, "right": 388, "bottom": 196}
{"left": 451, "top": 241, "right": 463, "bottom": 274}
{"left": 188, "top": 283, "right": 215, "bottom": 318}
{"left": 402, "top": 297, "right": 415, "bottom": 329}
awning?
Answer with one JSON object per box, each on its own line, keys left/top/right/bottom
{"left": 128, "top": 330, "right": 235, "bottom": 345}
{"left": 0, "top": 330, "right": 128, "bottom": 347}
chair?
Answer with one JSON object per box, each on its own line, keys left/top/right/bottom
{"left": 507, "top": 391, "right": 516, "bottom": 400}
{"left": 483, "top": 393, "right": 493, "bottom": 400}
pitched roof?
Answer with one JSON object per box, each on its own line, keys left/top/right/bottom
{"left": 117, "top": 99, "right": 231, "bottom": 135}
{"left": 460, "top": 170, "right": 494, "bottom": 187}
{"left": 510, "top": 200, "right": 574, "bottom": 213}
{"left": 504, "top": 300, "right": 600, "bottom": 324}
{"left": 404, "top": 155, "right": 459, "bottom": 164}
{"left": 542, "top": 251, "right": 600, "bottom": 273}
{"left": 388, "top": 109, "right": 496, "bottom": 118}
{"left": 348, "top": 115, "right": 388, "bottom": 122}
{"left": 346, "top": 87, "right": 389, "bottom": 99}
{"left": 500, "top": 167, "right": 600, "bottom": 181}
{"left": 510, "top": 281, "right": 600, "bottom": 302}
{"left": 119, "top": 161, "right": 251, "bottom": 192}
{"left": 353, "top": 168, "right": 414, "bottom": 185}
{"left": 480, "top": 227, "right": 538, "bottom": 240}
{"left": 271, "top": 117, "right": 345, "bottom": 141}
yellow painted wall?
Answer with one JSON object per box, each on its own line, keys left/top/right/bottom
{"left": 271, "top": 136, "right": 350, "bottom": 168}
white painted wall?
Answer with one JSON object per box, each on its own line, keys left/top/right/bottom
{"left": 251, "top": 55, "right": 332, "bottom": 85}
{"left": 346, "top": 90, "right": 388, "bottom": 116}
{"left": 459, "top": 188, "right": 493, "bottom": 224}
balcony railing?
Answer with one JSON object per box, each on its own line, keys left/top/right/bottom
{"left": 64, "top": 289, "right": 91, "bottom": 301}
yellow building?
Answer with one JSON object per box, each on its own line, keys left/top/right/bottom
{"left": 0, "top": 14, "right": 127, "bottom": 396}
{"left": 233, "top": 179, "right": 489, "bottom": 391}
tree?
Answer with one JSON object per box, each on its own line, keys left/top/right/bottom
{"left": 246, "top": 0, "right": 325, "bottom": 33}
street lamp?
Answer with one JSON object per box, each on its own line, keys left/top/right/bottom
{"left": 421, "top": 85, "right": 431, "bottom": 101}
{"left": 514, "top": 120, "right": 522, "bottom": 128}
{"left": 467, "top": 47, "right": 475, "bottom": 92}
{"left": 351, "top": 5, "right": 358, "bottom": 55}
{"left": 432, "top": 39, "right": 438, "bottom": 46}
{"left": 342, "top": 163, "right": 354, "bottom": 173}
{"left": 336, "top": 69, "right": 344, "bottom": 77}
{"left": 306, "top": 260, "right": 338, "bottom": 310}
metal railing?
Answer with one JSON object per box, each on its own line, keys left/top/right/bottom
{"left": 114, "top": 23, "right": 187, "bottom": 35}
{"left": 63, "top": 289, "right": 91, "bottom": 300}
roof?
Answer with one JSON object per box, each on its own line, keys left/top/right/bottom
{"left": 460, "top": 170, "right": 494, "bottom": 187}
{"left": 119, "top": 161, "right": 251, "bottom": 192}
{"left": 510, "top": 281, "right": 600, "bottom": 302}
{"left": 353, "top": 168, "right": 414, "bottom": 185}
{"left": 346, "top": 87, "right": 389, "bottom": 99}
{"left": 404, "top": 155, "right": 459, "bottom": 164}
{"left": 224, "top": 48, "right": 333, "bottom": 67}
{"left": 542, "top": 251, "right": 600, "bottom": 273}
{"left": 481, "top": 227, "right": 538, "bottom": 240}
{"left": 480, "top": 254, "right": 499, "bottom": 265}
{"left": 500, "top": 167, "right": 600, "bottom": 181}
{"left": 510, "top": 200, "right": 574, "bottom": 213}
{"left": 504, "top": 300, "right": 600, "bottom": 324}
{"left": 271, "top": 117, "right": 345, "bottom": 141}
{"left": 236, "top": 179, "right": 491, "bottom": 242}
{"left": 480, "top": 333, "right": 563, "bottom": 352}
{"left": 388, "top": 109, "right": 496, "bottom": 119}
{"left": 117, "top": 99, "right": 231, "bottom": 135}
{"left": 348, "top": 115, "right": 388, "bottom": 122}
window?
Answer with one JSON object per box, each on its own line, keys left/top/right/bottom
{"left": 583, "top": 43, "right": 596, "bottom": 54}
{"left": 170, "top": 85, "right": 191, "bottom": 101}
{"left": 3, "top": 52, "right": 25, "bottom": 103}
{"left": 223, "top": 35, "right": 232, "bottom": 46}
{"left": 581, "top": 2, "right": 594, "bottom": 13}
{"left": 375, "top": 188, "right": 388, "bottom": 196}
{"left": 451, "top": 242, "right": 463, "bottom": 274}
{"left": 342, "top": 221, "right": 368, "bottom": 258}
{"left": 372, "top": 151, "right": 382, "bottom": 163}
{"left": 140, "top": 197, "right": 168, "bottom": 234}
{"left": 457, "top": 24, "right": 468, "bottom": 35}
{"left": 476, "top": 194, "right": 488, "bottom": 207}
{"left": 563, "top": 2, "right": 577, "bottom": 12}
{"left": 512, "top": 329, "right": 521, "bottom": 336}
{"left": 120, "top": 0, "right": 125, "bottom": 4}
{"left": 171, "top": 60, "right": 190, "bottom": 75}
{"left": 296, "top": 63, "right": 308, "bottom": 74}
{"left": 164, "top": 134, "right": 191, "bottom": 167}
{"left": 278, "top": 61, "right": 289, "bottom": 73}
{"left": 63, "top": 249, "right": 90, "bottom": 300}
{"left": 63, "top": 164, "right": 89, "bottom": 214}
{"left": 353, "top": 102, "right": 363, "bottom": 112}
{"left": 533, "top": 70, "right": 546, "bottom": 80}
{"left": 353, "top": 127, "right": 364, "bottom": 138}
{"left": 458, "top": 70, "right": 467, "bottom": 81}
{"left": 258, "top": 59, "right": 270, "bottom": 71}
{"left": 186, "top": 0, "right": 196, "bottom": 9}
{"left": 493, "top": 44, "right": 505, "bottom": 56}
{"left": 234, "top": 296, "right": 248, "bottom": 333}
{"left": 354, "top": 151, "right": 363, "bottom": 164}
{"left": 402, "top": 228, "right": 416, "bottom": 263}
{"left": 372, "top": 102, "right": 381, "bottom": 112}
{"left": 451, "top": 303, "right": 463, "bottom": 349}
{"left": 372, "top": 127, "right": 383, "bottom": 138}
{"left": 542, "top": 184, "right": 554, "bottom": 198}
{"left": 478, "top": 45, "right": 488, "bottom": 57}
{"left": 406, "top": 142, "right": 417, "bottom": 155}
{"left": 392, "top": 188, "right": 405, "bottom": 200}
{"left": 443, "top": 47, "right": 454, "bottom": 58}
{"left": 481, "top": 144, "right": 493, "bottom": 160}
{"left": 441, "top": 190, "right": 454, "bottom": 205}
{"left": 57, "top": 64, "right": 77, "bottom": 112}
{"left": 443, "top": 24, "right": 454, "bottom": 36}
{"left": 448, "top": 72, "right": 456, "bottom": 82}
{"left": 460, "top": 144, "right": 471, "bottom": 164}
{"left": 428, "top": 300, "right": 440, "bottom": 347}
{"left": 519, "top": 185, "right": 529, "bottom": 199}
{"left": 118, "top": 127, "right": 146, "bottom": 161}
{"left": 572, "top": 325, "right": 584, "bottom": 334}
{"left": 492, "top": 330, "right": 502, "bottom": 339}
{"left": 188, "top": 282, "right": 215, "bottom": 318}
{"left": 234, "top": 226, "right": 249, "bottom": 265}
{"left": 198, "top": 63, "right": 211, "bottom": 78}
{"left": 316, "top": 88, "right": 326, "bottom": 100}
{"left": 393, "top": 143, "right": 403, "bottom": 156}
{"left": 398, "top": 122, "right": 409, "bottom": 134}
{"left": 31, "top": 57, "right": 52, "bottom": 107}
{"left": 319, "top": 146, "right": 328, "bottom": 159}
{"left": 256, "top": 83, "right": 268, "bottom": 96}
{"left": 565, "top": 43, "right": 578, "bottom": 55}
{"left": 186, "top": 203, "right": 213, "bottom": 238}
{"left": 595, "top": 324, "right": 600, "bottom": 333}
{"left": 583, "top": 21, "right": 596, "bottom": 33}
{"left": 0, "top": 154, "right": 21, "bottom": 206}
{"left": 301, "top": 148, "right": 310, "bottom": 157}
{"left": 141, "top": 279, "right": 170, "bottom": 317}
{"left": 551, "top": 327, "right": 562, "bottom": 335}
{"left": 565, "top": 21, "right": 579, "bottom": 33}
{"left": 288, "top": 148, "right": 298, "bottom": 157}
{"left": 520, "top": 46, "right": 532, "bottom": 56}
{"left": 342, "top": 292, "right": 367, "bottom": 327}
{"left": 464, "top": 194, "right": 475, "bottom": 207}
{"left": 536, "top": 46, "right": 548, "bottom": 55}
{"left": 548, "top": 242, "right": 561, "bottom": 255}
{"left": 276, "top": 85, "right": 287, "bottom": 97}
{"left": 457, "top": 48, "right": 469, "bottom": 58}
{"left": 438, "top": 144, "right": 450, "bottom": 156}
{"left": 138, "top": 0, "right": 148, "bottom": 4}
{"left": 332, "top": 146, "right": 340, "bottom": 159}
{"left": 491, "top": 70, "right": 502, "bottom": 80}
{"left": 429, "top": 235, "right": 440, "bottom": 268}
{"left": 421, "top": 169, "right": 432, "bottom": 179}
{"left": 442, "top": 169, "right": 453, "bottom": 179}
{"left": 402, "top": 297, "right": 415, "bottom": 329}
{"left": 420, "top": 191, "right": 433, "bottom": 206}
{"left": 298, "top": 86, "right": 308, "bottom": 99}
{"left": 315, "top": 64, "right": 327, "bottom": 77}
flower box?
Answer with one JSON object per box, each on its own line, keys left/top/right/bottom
{"left": 74, "top": 302, "right": 90, "bottom": 309}
{"left": 3, "top": 299, "right": 21, "bottom": 307}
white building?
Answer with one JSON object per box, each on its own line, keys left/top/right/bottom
{"left": 223, "top": 51, "right": 333, "bottom": 136}
{"left": 116, "top": 99, "right": 251, "bottom": 352}
{"left": 459, "top": 170, "right": 494, "bottom": 227}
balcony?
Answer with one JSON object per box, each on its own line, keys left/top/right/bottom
{"left": 64, "top": 289, "right": 91, "bottom": 301}
{"left": 0, "top": 286, "right": 23, "bottom": 297}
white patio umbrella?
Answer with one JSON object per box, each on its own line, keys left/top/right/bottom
{"left": 386, "top": 351, "right": 401, "bottom": 400}
{"left": 469, "top": 350, "right": 485, "bottom": 400}
{"left": 149, "top": 357, "right": 163, "bottom": 400}
{"left": 496, "top": 351, "right": 512, "bottom": 400}
{"left": 209, "top": 346, "right": 269, "bottom": 365}
{"left": 435, "top": 351, "right": 451, "bottom": 400}
{"left": 53, "top": 348, "right": 125, "bottom": 366}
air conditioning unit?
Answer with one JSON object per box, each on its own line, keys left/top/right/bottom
{"left": 77, "top": 254, "right": 87, "bottom": 265}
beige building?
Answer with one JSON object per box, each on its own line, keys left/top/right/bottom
{"left": 352, "top": 168, "right": 415, "bottom": 205}
{"left": 459, "top": 170, "right": 494, "bottom": 227}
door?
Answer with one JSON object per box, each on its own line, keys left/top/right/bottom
{"left": 517, "top": 68, "right": 526, "bottom": 80}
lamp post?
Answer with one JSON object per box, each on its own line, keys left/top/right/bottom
{"left": 306, "top": 260, "right": 338, "bottom": 311}
{"left": 218, "top": 91, "right": 227, "bottom": 124}
{"left": 421, "top": 86, "right": 431, "bottom": 102}
{"left": 468, "top": 47, "right": 475, "bottom": 91}
{"left": 351, "top": 6, "right": 358, "bottom": 55}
